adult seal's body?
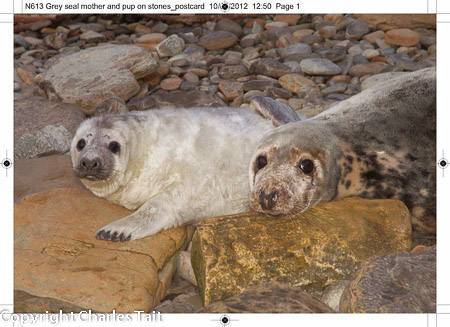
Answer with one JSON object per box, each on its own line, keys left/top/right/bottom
{"left": 249, "top": 68, "right": 436, "bottom": 245}
{"left": 71, "top": 100, "right": 299, "bottom": 241}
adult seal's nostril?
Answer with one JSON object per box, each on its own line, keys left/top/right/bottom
{"left": 259, "top": 189, "right": 267, "bottom": 210}
{"left": 267, "top": 191, "right": 278, "bottom": 209}
{"left": 258, "top": 190, "right": 278, "bottom": 210}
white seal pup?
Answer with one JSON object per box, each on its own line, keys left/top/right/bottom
{"left": 71, "top": 99, "right": 300, "bottom": 241}
{"left": 249, "top": 68, "right": 436, "bottom": 245}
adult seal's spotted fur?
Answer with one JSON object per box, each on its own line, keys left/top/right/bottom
{"left": 249, "top": 68, "right": 436, "bottom": 245}
{"left": 71, "top": 100, "right": 300, "bottom": 242}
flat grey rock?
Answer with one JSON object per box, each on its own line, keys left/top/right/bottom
{"left": 39, "top": 44, "right": 157, "bottom": 114}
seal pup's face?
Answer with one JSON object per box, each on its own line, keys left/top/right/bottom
{"left": 71, "top": 116, "right": 130, "bottom": 193}
{"left": 249, "top": 123, "right": 331, "bottom": 216}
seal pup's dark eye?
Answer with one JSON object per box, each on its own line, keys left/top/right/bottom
{"left": 299, "top": 159, "right": 314, "bottom": 174}
{"left": 256, "top": 155, "right": 268, "bottom": 171}
{"left": 108, "top": 141, "right": 120, "bottom": 154}
{"left": 76, "top": 139, "right": 86, "bottom": 151}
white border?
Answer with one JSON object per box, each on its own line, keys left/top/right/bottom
{"left": 2, "top": 0, "right": 448, "bottom": 326}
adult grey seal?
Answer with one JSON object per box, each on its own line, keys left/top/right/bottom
{"left": 71, "top": 98, "right": 300, "bottom": 241}
{"left": 249, "top": 68, "right": 436, "bottom": 245}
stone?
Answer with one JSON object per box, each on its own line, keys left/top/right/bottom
{"left": 293, "top": 29, "right": 314, "bottom": 40}
{"left": 183, "top": 72, "right": 199, "bottom": 85}
{"left": 273, "top": 14, "right": 301, "bottom": 26}
{"left": 263, "top": 86, "right": 291, "bottom": 100}
{"left": 346, "top": 19, "right": 369, "bottom": 40}
{"left": 266, "top": 26, "right": 291, "bottom": 42}
{"left": 24, "top": 36, "right": 43, "bottom": 47}
{"left": 43, "top": 32, "right": 68, "bottom": 50}
{"left": 243, "top": 90, "right": 264, "bottom": 103}
{"left": 249, "top": 59, "right": 292, "bottom": 78}
{"left": 155, "top": 300, "right": 197, "bottom": 313}
{"left": 320, "top": 280, "right": 350, "bottom": 312}
{"left": 288, "top": 98, "right": 306, "bottom": 110}
{"left": 300, "top": 58, "right": 342, "bottom": 75}
{"left": 30, "top": 19, "right": 52, "bottom": 31}
{"left": 14, "top": 189, "right": 191, "bottom": 313}
{"left": 198, "top": 31, "right": 237, "bottom": 50}
{"left": 15, "top": 290, "right": 88, "bottom": 313}
{"left": 198, "top": 282, "right": 334, "bottom": 313}
{"left": 14, "top": 155, "right": 86, "bottom": 201}
{"left": 319, "top": 48, "right": 347, "bottom": 63}
{"left": 155, "top": 34, "right": 185, "bottom": 57}
{"left": 79, "top": 30, "right": 106, "bottom": 43}
{"left": 176, "top": 251, "right": 197, "bottom": 286}
{"left": 187, "top": 67, "right": 208, "bottom": 77}
{"left": 330, "top": 75, "right": 352, "bottom": 84}
{"left": 40, "top": 45, "right": 157, "bottom": 114}
{"left": 183, "top": 46, "right": 205, "bottom": 61}
{"left": 133, "top": 24, "right": 152, "bottom": 35}
{"left": 363, "top": 30, "right": 385, "bottom": 44}
{"left": 279, "top": 74, "right": 317, "bottom": 93}
{"left": 243, "top": 80, "right": 274, "bottom": 92}
{"left": 326, "top": 94, "right": 350, "bottom": 101}
{"left": 160, "top": 76, "right": 182, "bottom": 90}
{"left": 167, "top": 54, "right": 191, "bottom": 67}
{"left": 321, "top": 83, "right": 347, "bottom": 95}
{"left": 80, "top": 23, "right": 106, "bottom": 33}
{"left": 17, "top": 67, "right": 36, "bottom": 86}
{"left": 179, "top": 81, "right": 196, "bottom": 91}
{"left": 277, "top": 43, "right": 312, "bottom": 60}
{"left": 340, "top": 248, "right": 436, "bottom": 313}
{"left": 14, "top": 97, "right": 84, "bottom": 159}
{"left": 348, "top": 44, "right": 363, "bottom": 56}
{"left": 265, "top": 22, "right": 288, "bottom": 29}
{"left": 299, "top": 34, "right": 323, "bottom": 45}
{"left": 353, "top": 14, "right": 436, "bottom": 31}
{"left": 218, "top": 65, "right": 248, "bottom": 80}
{"left": 319, "top": 25, "right": 336, "bottom": 39}
{"left": 191, "top": 197, "right": 412, "bottom": 305}
{"left": 353, "top": 54, "right": 369, "bottom": 65}
{"left": 127, "top": 90, "right": 225, "bottom": 110}
{"left": 218, "top": 80, "right": 243, "bottom": 100}
{"left": 420, "top": 35, "right": 436, "bottom": 48}
{"left": 136, "top": 33, "right": 166, "bottom": 44}
{"left": 94, "top": 96, "right": 129, "bottom": 116}
{"left": 361, "top": 72, "right": 407, "bottom": 91}
{"left": 148, "top": 22, "right": 165, "bottom": 33}
{"left": 361, "top": 49, "right": 380, "bottom": 59}
{"left": 214, "top": 19, "right": 243, "bottom": 37}
{"left": 393, "top": 57, "right": 434, "bottom": 72}
{"left": 349, "top": 62, "right": 389, "bottom": 77}
{"left": 385, "top": 28, "right": 420, "bottom": 47}
{"left": 240, "top": 34, "right": 260, "bottom": 48}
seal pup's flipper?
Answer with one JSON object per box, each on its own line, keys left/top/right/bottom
{"left": 250, "top": 96, "right": 304, "bottom": 126}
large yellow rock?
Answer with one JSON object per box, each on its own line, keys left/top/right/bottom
{"left": 14, "top": 189, "right": 191, "bottom": 313}
{"left": 191, "top": 197, "right": 412, "bottom": 305}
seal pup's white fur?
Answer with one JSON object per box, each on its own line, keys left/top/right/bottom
{"left": 71, "top": 107, "right": 276, "bottom": 241}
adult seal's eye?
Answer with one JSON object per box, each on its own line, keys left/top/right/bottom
{"left": 76, "top": 139, "right": 86, "bottom": 151}
{"left": 299, "top": 159, "right": 314, "bottom": 174}
{"left": 255, "top": 155, "right": 267, "bottom": 172}
{"left": 108, "top": 141, "right": 120, "bottom": 154}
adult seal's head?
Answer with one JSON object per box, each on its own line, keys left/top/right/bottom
{"left": 248, "top": 68, "right": 436, "bottom": 245}
{"left": 249, "top": 121, "right": 341, "bottom": 215}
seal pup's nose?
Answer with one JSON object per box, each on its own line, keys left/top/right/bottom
{"left": 81, "top": 157, "right": 101, "bottom": 171}
{"left": 259, "top": 190, "right": 278, "bottom": 210}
